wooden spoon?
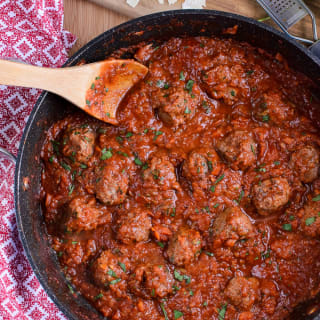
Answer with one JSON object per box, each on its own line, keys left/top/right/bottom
{"left": 0, "top": 59, "right": 148, "bottom": 124}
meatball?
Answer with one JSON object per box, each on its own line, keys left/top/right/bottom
{"left": 289, "top": 145, "right": 319, "bottom": 183}
{"left": 91, "top": 250, "right": 128, "bottom": 297}
{"left": 254, "top": 91, "right": 295, "bottom": 125}
{"left": 183, "top": 148, "right": 221, "bottom": 180}
{"left": 212, "top": 207, "right": 254, "bottom": 244}
{"left": 65, "top": 196, "right": 111, "bottom": 232}
{"left": 202, "top": 64, "right": 250, "bottom": 105}
{"left": 225, "top": 276, "right": 260, "bottom": 310}
{"left": 167, "top": 227, "right": 202, "bottom": 266}
{"left": 129, "top": 264, "right": 174, "bottom": 298}
{"left": 116, "top": 208, "right": 152, "bottom": 244}
{"left": 217, "top": 130, "right": 257, "bottom": 170}
{"left": 143, "top": 155, "right": 179, "bottom": 191}
{"left": 301, "top": 198, "right": 320, "bottom": 237}
{"left": 62, "top": 126, "right": 96, "bottom": 163}
{"left": 95, "top": 157, "right": 130, "bottom": 205}
{"left": 142, "top": 155, "right": 180, "bottom": 210}
{"left": 252, "top": 177, "right": 291, "bottom": 215}
{"left": 157, "top": 84, "right": 201, "bottom": 127}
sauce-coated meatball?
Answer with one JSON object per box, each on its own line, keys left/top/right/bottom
{"left": 252, "top": 177, "right": 291, "bottom": 215}
{"left": 143, "top": 155, "right": 179, "bottom": 191}
{"left": 202, "top": 64, "right": 250, "bottom": 105}
{"left": 301, "top": 198, "right": 320, "bottom": 237}
{"left": 116, "top": 208, "right": 152, "bottom": 244}
{"left": 91, "top": 250, "right": 128, "bottom": 297}
{"left": 254, "top": 91, "right": 295, "bottom": 125}
{"left": 217, "top": 130, "right": 257, "bottom": 170}
{"left": 225, "top": 276, "right": 260, "bottom": 310}
{"left": 289, "top": 145, "right": 319, "bottom": 183}
{"left": 129, "top": 264, "right": 174, "bottom": 298}
{"left": 212, "top": 207, "right": 254, "bottom": 244}
{"left": 157, "top": 83, "right": 201, "bottom": 127}
{"left": 62, "top": 126, "right": 96, "bottom": 163}
{"left": 95, "top": 157, "right": 130, "bottom": 205}
{"left": 167, "top": 227, "right": 202, "bottom": 266}
{"left": 65, "top": 196, "right": 111, "bottom": 232}
{"left": 183, "top": 147, "right": 221, "bottom": 180}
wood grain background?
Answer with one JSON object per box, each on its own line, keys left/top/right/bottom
{"left": 64, "top": 0, "right": 320, "bottom": 55}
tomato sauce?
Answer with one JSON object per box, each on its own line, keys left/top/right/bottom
{"left": 41, "top": 36, "right": 320, "bottom": 320}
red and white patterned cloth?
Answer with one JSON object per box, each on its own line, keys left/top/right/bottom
{"left": 0, "top": 1, "right": 76, "bottom": 319}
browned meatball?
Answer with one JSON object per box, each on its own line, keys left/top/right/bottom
{"left": 301, "top": 198, "right": 320, "bottom": 237}
{"left": 225, "top": 276, "right": 260, "bottom": 310}
{"left": 128, "top": 264, "right": 174, "bottom": 298}
{"left": 167, "top": 227, "right": 202, "bottom": 266}
{"left": 254, "top": 91, "right": 295, "bottom": 125}
{"left": 65, "top": 196, "right": 111, "bottom": 232}
{"left": 202, "top": 64, "right": 250, "bottom": 105}
{"left": 212, "top": 207, "right": 254, "bottom": 243}
{"left": 183, "top": 147, "right": 221, "bottom": 180}
{"left": 217, "top": 130, "right": 257, "bottom": 170}
{"left": 157, "top": 84, "right": 201, "bottom": 127}
{"left": 289, "top": 145, "right": 319, "bottom": 183}
{"left": 116, "top": 208, "right": 152, "bottom": 244}
{"left": 62, "top": 126, "right": 96, "bottom": 163}
{"left": 95, "top": 157, "right": 130, "bottom": 205}
{"left": 143, "top": 155, "right": 179, "bottom": 191}
{"left": 142, "top": 155, "right": 180, "bottom": 210}
{"left": 252, "top": 177, "right": 291, "bottom": 215}
{"left": 91, "top": 250, "right": 128, "bottom": 297}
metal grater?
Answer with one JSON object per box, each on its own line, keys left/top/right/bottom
{"left": 256, "top": 0, "right": 319, "bottom": 46}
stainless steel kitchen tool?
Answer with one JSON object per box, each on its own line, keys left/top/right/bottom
{"left": 256, "top": 0, "right": 320, "bottom": 57}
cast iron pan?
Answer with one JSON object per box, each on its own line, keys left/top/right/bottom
{"left": 12, "top": 10, "right": 320, "bottom": 320}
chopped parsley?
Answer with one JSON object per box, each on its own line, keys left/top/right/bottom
{"left": 274, "top": 161, "right": 280, "bottom": 165}
{"left": 49, "top": 155, "right": 55, "bottom": 163}
{"left": 246, "top": 70, "right": 254, "bottom": 76}
{"left": 125, "top": 132, "right": 133, "bottom": 138}
{"left": 118, "top": 261, "right": 126, "bottom": 272}
{"left": 61, "top": 162, "right": 71, "bottom": 171}
{"left": 160, "top": 303, "right": 169, "bottom": 320}
{"left": 312, "top": 195, "right": 320, "bottom": 201}
{"left": 90, "top": 83, "right": 95, "bottom": 89}
{"left": 184, "top": 106, "right": 191, "bottom": 114}
{"left": 218, "top": 303, "right": 228, "bottom": 320}
{"left": 107, "top": 269, "right": 117, "bottom": 278}
{"left": 71, "top": 241, "right": 78, "bottom": 244}
{"left": 211, "top": 174, "right": 225, "bottom": 192}
{"left": 174, "top": 270, "right": 184, "bottom": 282}
{"left": 251, "top": 144, "right": 255, "bottom": 155}
{"left": 179, "top": 71, "right": 185, "bottom": 81}
{"left": 94, "top": 293, "right": 103, "bottom": 300}
{"left": 205, "top": 251, "right": 214, "bottom": 257}
{"left": 134, "top": 157, "right": 143, "bottom": 166}
{"left": 156, "top": 241, "right": 165, "bottom": 248}
{"left": 101, "top": 148, "right": 112, "bottom": 160}
{"left": 174, "top": 310, "right": 183, "bottom": 319}
{"left": 306, "top": 217, "right": 316, "bottom": 226}
{"left": 153, "top": 131, "right": 163, "bottom": 141}
{"left": 185, "top": 80, "right": 194, "bottom": 93}
{"left": 110, "top": 278, "right": 121, "bottom": 285}
{"left": 230, "top": 90, "right": 236, "bottom": 97}
{"left": 68, "top": 184, "right": 75, "bottom": 195}
{"left": 262, "top": 114, "right": 270, "bottom": 122}
{"left": 282, "top": 223, "right": 292, "bottom": 231}
{"left": 86, "top": 99, "right": 90, "bottom": 106}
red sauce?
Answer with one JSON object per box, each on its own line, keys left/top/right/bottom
{"left": 41, "top": 36, "right": 320, "bottom": 320}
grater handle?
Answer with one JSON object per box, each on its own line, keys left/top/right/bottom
{"left": 309, "top": 40, "right": 320, "bottom": 60}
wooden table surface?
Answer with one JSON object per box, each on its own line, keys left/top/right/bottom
{"left": 64, "top": 0, "right": 320, "bottom": 56}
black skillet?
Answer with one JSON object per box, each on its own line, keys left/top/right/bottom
{"left": 2, "top": 9, "right": 320, "bottom": 320}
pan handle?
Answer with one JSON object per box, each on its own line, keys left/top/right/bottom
{"left": 309, "top": 40, "right": 320, "bottom": 60}
{"left": 0, "top": 146, "right": 16, "bottom": 164}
